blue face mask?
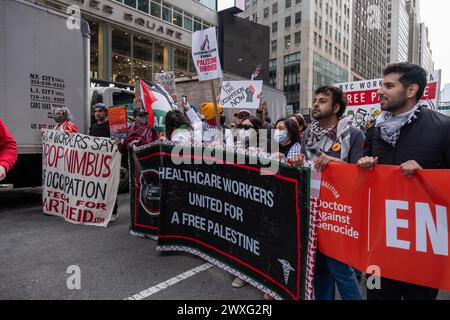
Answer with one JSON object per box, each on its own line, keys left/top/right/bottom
{"left": 274, "top": 130, "right": 288, "bottom": 144}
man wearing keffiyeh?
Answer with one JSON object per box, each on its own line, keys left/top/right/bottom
{"left": 294, "top": 85, "right": 365, "bottom": 301}
{"left": 358, "top": 63, "right": 450, "bottom": 300}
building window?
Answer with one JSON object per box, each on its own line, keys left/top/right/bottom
{"left": 137, "top": 0, "right": 149, "bottom": 13}
{"left": 172, "top": 7, "right": 183, "bottom": 28}
{"left": 294, "top": 31, "right": 301, "bottom": 45}
{"left": 295, "top": 11, "right": 302, "bottom": 24}
{"left": 184, "top": 13, "right": 193, "bottom": 31}
{"left": 264, "top": 7, "right": 269, "bottom": 18}
{"left": 174, "top": 47, "right": 189, "bottom": 73}
{"left": 285, "top": 35, "right": 291, "bottom": 49}
{"left": 133, "top": 34, "right": 153, "bottom": 81}
{"left": 285, "top": 16, "right": 291, "bottom": 28}
{"left": 111, "top": 28, "right": 132, "bottom": 84}
{"left": 286, "top": 0, "right": 291, "bottom": 9}
{"left": 269, "top": 59, "right": 277, "bottom": 87}
{"left": 162, "top": 2, "right": 172, "bottom": 23}
{"left": 124, "top": 0, "right": 136, "bottom": 9}
{"left": 284, "top": 52, "right": 301, "bottom": 110}
{"left": 272, "top": 2, "right": 278, "bottom": 14}
{"left": 272, "top": 21, "right": 278, "bottom": 33}
{"left": 151, "top": 1, "right": 161, "bottom": 18}
{"left": 271, "top": 40, "right": 277, "bottom": 52}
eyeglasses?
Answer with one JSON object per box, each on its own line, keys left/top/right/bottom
{"left": 238, "top": 125, "right": 254, "bottom": 130}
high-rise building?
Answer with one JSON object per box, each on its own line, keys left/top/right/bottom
{"left": 419, "top": 22, "right": 434, "bottom": 72}
{"left": 352, "top": 0, "right": 388, "bottom": 80}
{"left": 405, "top": 0, "right": 420, "bottom": 65}
{"left": 240, "top": 0, "right": 352, "bottom": 114}
{"left": 386, "top": 0, "right": 409, "bottom": 64}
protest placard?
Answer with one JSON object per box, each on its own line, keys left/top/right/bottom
{"left": 130, "top": 143, "right": 316, "bottom": 300}
{"left": 192, "top": 27, "right": 223, "bottom": 81}
{"left": 41, "top": 130, "right": 121, "bottom": 227}
{"left": 318, "top": 163, "right": 450, "bottom": 292}
{"left": 219, "top": 80, "right": 264, "bottom": 109}
{"left": 108, "top": 106, "right": 127, "bottom": 140}
{"left": 336, "top": 70, "right": 441, "bottom": 129}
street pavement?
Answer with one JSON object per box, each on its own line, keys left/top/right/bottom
{"left": 0, "top": 189, "right": 449, "bottom": 300}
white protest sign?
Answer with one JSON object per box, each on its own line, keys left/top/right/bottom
{"left": 42, "top": 130, "right": 121, "bottom": 227}
{"left": 155, "top": 71, "right": 176, "bottom": 96}
{"left": 192, "top": 27, "right": 223, "bottom": 81}
{"left": 336, "top": 70, "right": 441, "bottom": 128}
{"left": 219, "top": 80, "right": 263, "bottom": 109}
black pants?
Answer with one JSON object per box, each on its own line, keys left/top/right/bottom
{"left": 367, "top": 277, "right": 439, "bottom": 300}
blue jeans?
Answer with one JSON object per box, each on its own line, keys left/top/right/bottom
{"left": 314, "top": 250, "right": 362, "bottom": 300}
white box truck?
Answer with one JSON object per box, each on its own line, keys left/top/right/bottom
{"left": 0, "top": 0, "right": 90, "bottom": 189}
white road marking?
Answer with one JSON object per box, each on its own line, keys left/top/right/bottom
{"left": 124, "top": 263, "right": 213, "bottom": 300}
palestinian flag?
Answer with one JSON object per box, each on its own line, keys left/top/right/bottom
{"left": 139, "top": 79, "right": 157, "bottom": 128}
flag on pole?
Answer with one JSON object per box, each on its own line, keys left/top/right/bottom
{"left": 251, "top": 64, "right": 262, "bottom": 80}
{"left": 139, "top": 79, "right": 156, "bottom": 128}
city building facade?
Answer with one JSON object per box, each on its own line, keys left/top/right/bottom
{"left": 386, "top": 0, "right": 409, "bottom": 64}
{"left": 351, "top": 0, "right": 388, "bottom": 80}
{"left": 35, "top": 0, "right": 218, "bottom": 85}
{"left": 240, "top": 0, "right": 352, "bottom": 115}
{"left": 405, "top": 0, "right": 420, "bottom": 65}
{"left": 419, "top": 22, "right": 434, "bottom": 72}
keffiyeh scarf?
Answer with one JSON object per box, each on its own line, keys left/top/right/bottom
{"left": 375, "top": 105, "right": 420, "bottom": 147}
{"left": 306, "top": 117, "right": 352, "bottom": 161}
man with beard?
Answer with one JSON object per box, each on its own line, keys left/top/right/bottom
{"left": 293, "top": 85, "right": 365, "bottom": 300}
{"left": 358, "top": 63, "right": 450, "bottom": 300}
{"left": 89, "top": 103, "right": 118, "bottom": 223}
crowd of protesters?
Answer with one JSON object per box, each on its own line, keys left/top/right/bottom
{"left": 1, "top": 62, "right": 447, "bottom": 300}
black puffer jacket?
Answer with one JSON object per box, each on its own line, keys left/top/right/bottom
{"left": 365, "top": 107, "right": 450, "bottom": 169}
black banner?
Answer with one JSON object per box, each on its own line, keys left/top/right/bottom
{"left": 129, "top": 144, "right": 313, "bottom": 300}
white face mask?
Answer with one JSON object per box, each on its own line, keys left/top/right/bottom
{"left": 238, "top": 128, "right": 256, "bottom": 141}
{"left": 274, "top": 129, "right": 288, "bottom": 144}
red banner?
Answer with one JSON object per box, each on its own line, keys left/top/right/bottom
{"left": 318, "top": 164, "right": 450, "bottom": 291}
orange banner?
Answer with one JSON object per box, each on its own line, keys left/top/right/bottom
{"left": 318, "top": 164, "right": 450, "bottom": 291}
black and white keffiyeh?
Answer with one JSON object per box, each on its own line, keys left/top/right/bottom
{"left": 306, "top": 117, "right": 352, "bottom": 161}
{"left": 375, "top": 105, "right": 421, "bottom": 147}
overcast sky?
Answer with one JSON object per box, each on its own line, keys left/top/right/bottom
{"left": 420, "top": 1, "right": 450, "bottom": 86}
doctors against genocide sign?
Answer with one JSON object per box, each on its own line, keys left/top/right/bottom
{"left": 318, "top": 163, "right": 450, "bottom": 292}
{"left": 129, "top": 144, "right": 315, "bottom": 300}
{"left": 219, "top": 81, "right": 264, "bottom": 109}
{"left": 42, "top": 130, "right": 121, "bottom": 227}
{"left": 191, "top": 27, "right": 223, "bottom": 81}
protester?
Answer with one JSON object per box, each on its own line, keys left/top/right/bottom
{"left": 289, "top": 114, "right": 308, "bottom": 140}
{"left": 165, "top": 110, "right": 193, "bottom": 144}
{"left": 88, "top": 103, "right": 118, "bottom": 223}
{"left": 52, "top": 107, "right": 78, "bottom": 133}
{"left": 235, "top": 116, "right": 264, "bottom": 150}
{"left": 183, "top": 102, "right": 233, "bottom": 147}
{"left": 358, "top": 62, "right": 450, "bottom": 300}
{"left": 233, "top": 110, "right": 251, "bottom": 127}
{"left": 119, "top": 109, "right": 157, "bottom": 153}
{"left": 272, "top": 118, "right": 302, "bottom": 161}
{"left": 294, "top": 85, "right": 365, "bottom": 301}
{"left": 230, "top": 116, "right": 264, "bottom": 290}
{"left": 0, "top": 118, "right": 18, "bottom": 182}
{"left": 89, "top": 103, "right": 111, "bottom": 138}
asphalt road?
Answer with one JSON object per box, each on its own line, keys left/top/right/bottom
{"left": 0, "top": 189, "right": 448, "bottom": 301}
